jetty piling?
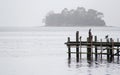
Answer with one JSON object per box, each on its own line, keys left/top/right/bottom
{"left": 76, "top": 31, "right": 79, "bottom": 62}
{"left": 95, "top": 36, "right": 98, "bottom": 61}
{"left": 67, "top": 37, "right": 71, "bottom": 60}
{"left": 80, "top": 36, "right": 82, "bottom": 60}
{"left": 117, "top": 38, "right": 119, "bottom": 63}
{"left": 87, "top": 37, "right": 92, "bottom": 62}
{"left": 100, "top": 39, "right": 103, "bottom": 62}
{"left": 65, "top": 30, "right": 120, "bottom": 63}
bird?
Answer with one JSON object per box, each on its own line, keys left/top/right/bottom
{"left": 89, "top": 29, "right": 91, "bottom": 32}
{"left": 89, "top": 29, "right": 92, "bottom": 36}
{"left": 105, "top": 35, "right": 109, "bottom": 39}
{"left": 105, "top": 35, "right": 109, "bottom": 42}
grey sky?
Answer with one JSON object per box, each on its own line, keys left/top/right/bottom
{"left": 0, "top": 0, "right": 120, "bottom": 27}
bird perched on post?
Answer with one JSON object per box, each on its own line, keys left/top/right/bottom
{"left": 105, "top": 35, "right": 109, "bottom": 39}
{"left": 89, "top": 29, "right": 92, "bottom": 41}
{"left": 105, "top": 35, "right": 109, "bottom": 42}
{"left": 89, "top": 29, "right": 91, "bottom": 36}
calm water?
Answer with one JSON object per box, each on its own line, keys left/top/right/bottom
{"left": 0, "top": 27, "right": 120, "bottom": 75}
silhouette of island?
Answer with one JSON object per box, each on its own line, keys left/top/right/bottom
{"left": 43, "top": 7, "right": 106, "bottom": 26}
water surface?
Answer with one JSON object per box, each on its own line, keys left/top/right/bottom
{"left": 0, "top": 27, "right": 120, "bottom": 75}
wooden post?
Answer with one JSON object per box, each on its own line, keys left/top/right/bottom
{"left": 117, "top": 38, "right": 119, "bottom": 63}
{"left": 100, "top": 39, "right": 103, "bottom": 62}
{"left": 91, "top": 36, "right": 93, "bottom": 62}
{"left": 109, "top": 38, "right": 113, "bottom": 62}
{"left": 87, "top": 37, "right": 92, "bottom": 63}
{"left": 87, "top": 37, "right": 89, "bottom": 62}
{"left": 106, "top": 38, "right": 110, "bottom": 62}
{"left": 80, "top": 36, "right": 82, "bottom": 60}
{"left": 87, "top": 29, "right": 92, "bottom": 63}
{"left": 68, "top": 37, "right": 71, "bottom": 60}
{"left": 95, "top": 36, "right": 97, "bottom": 61}
{"left": 112, "top": 38, "right": 114, "bottom": 62}
{"left": 76, "top": 31, "right": 79, "bottom": 62}
{"left": 109, "top": 38, "right": 112, "bottom": 62}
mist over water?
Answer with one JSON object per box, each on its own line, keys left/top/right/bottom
{"left": 0, "top": 27, "right": 120, "bottom": 75}
{"left": 0, "top": 0, "right": 120, "bottom": 74}
{"left": 0, "top": 0, "right": 120, "bottom": 27}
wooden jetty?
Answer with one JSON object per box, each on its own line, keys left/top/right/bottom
{"left": 65, "top": 30, "right": 120, "bottom": 63}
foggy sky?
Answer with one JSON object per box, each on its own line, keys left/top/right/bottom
{"left": 0, "top": 0, "right": 120, "bottom": 27}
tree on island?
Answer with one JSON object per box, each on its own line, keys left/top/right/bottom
{"left": 44, "top": 7, "right": 106, "bottom": 26}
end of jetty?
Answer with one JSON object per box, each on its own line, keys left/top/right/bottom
{"left": 65, "top": 30, "right": 120, "bottom": 64}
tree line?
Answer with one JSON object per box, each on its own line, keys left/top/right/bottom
{"left": 44, "top": 7, "right": 106, "bottom": 26}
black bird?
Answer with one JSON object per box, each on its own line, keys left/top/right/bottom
{"left": 89, "top": 29, "right": 91, "bottom": 32}
{"left": 105, "top": 35, "right": 109, "bottom": 39}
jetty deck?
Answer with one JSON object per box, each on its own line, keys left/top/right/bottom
{"left": 65, "top": 30, "right": 120, "bottom": 63}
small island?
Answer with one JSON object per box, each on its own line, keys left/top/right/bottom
{"left": 43, "top": 7, "right": 106, "bottom": 27}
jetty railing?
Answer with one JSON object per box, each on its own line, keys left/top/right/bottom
{"left": 65, "top": 30, "right": 120, "bottom": 63}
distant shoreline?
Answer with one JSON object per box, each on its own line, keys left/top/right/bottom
{"left": 0, "top": 26, "right": 118, "bottom": 32}
{"left": 43, "top": 25, "right": 114, "bottom": 27}
{"left": 44, "top": 26, "right": 107, "bottom": 27}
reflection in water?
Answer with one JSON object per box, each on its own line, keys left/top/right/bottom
{"left": 68, "top": 58, "right": 94, "bottom": 68}
{"left": 67, "top": 58, "right": 120, "bottom": 75}
{"left": 68, "top": 59, "right": 71, "bottom": 68}
{"left": 87, "top": 69, "right": 92, "bottom": 75}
